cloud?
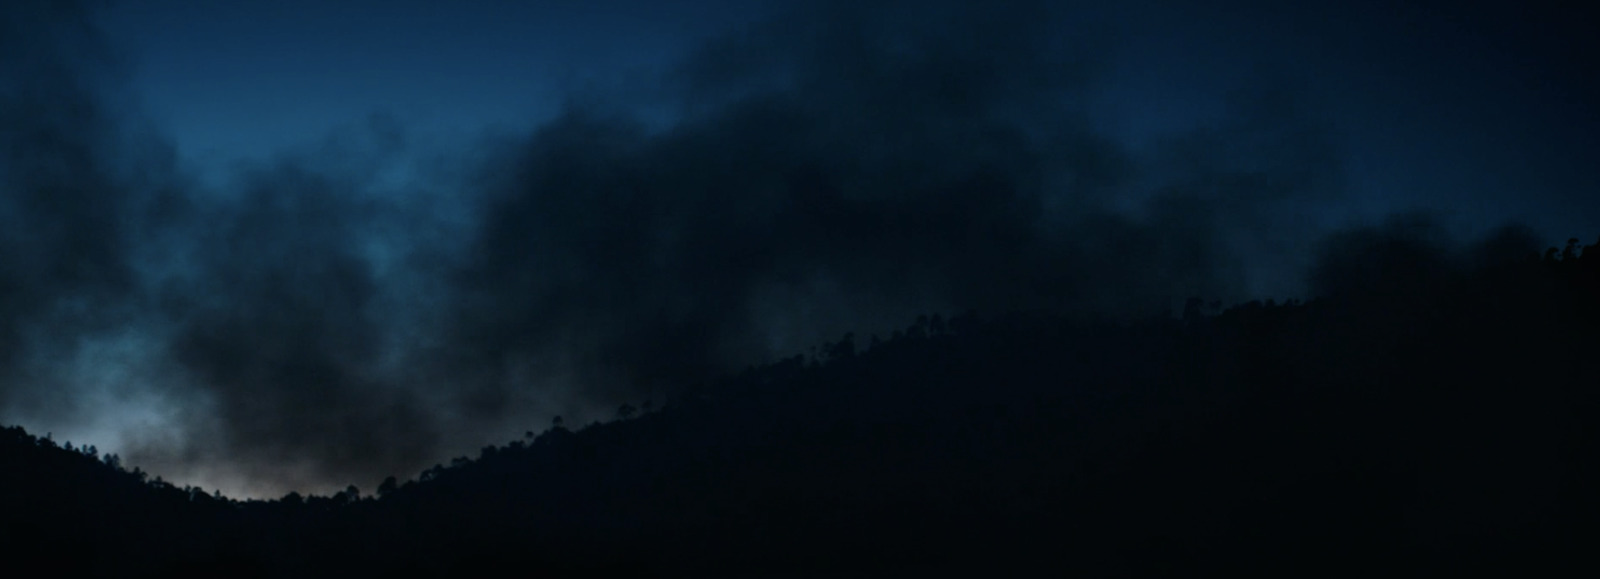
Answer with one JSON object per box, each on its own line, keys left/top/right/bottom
{"left": 0, "top": 0, "right": 145, "bottom": 406}
{"left": 444, "top": 0, "right": 1346, "bottom": 394}
{"left": 2, "top": 0, "right": 1357, "bottom": 496}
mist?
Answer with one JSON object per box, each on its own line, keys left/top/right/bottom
{"left": 1, "top": 0, "right": 1583, "bottom": 498}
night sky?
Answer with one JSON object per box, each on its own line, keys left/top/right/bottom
{"left": 1, "top": 0, "right": 1594, "bottom": 498}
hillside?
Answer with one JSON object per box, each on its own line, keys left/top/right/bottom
{"left": 4, "top": 232, "right": 1597, "bottom": 576}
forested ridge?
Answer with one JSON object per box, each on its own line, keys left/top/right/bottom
{"left": 4, "top": 230, "right": 1597, "bottom": 576}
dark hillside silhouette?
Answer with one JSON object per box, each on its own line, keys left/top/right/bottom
{"left": 3, "top": 231, "right": 1597, "bottom": 576}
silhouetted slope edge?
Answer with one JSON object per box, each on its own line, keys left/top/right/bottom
{"left": 3, "top": 234, "right": 1597, "bottom": 576}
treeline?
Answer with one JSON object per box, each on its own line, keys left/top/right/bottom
{"left": 2, "top": 231, "right": 1597, "bottom": 576}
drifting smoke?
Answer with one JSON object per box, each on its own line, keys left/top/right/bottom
{"left": 2, "top": 0, "right": 1355, "bottom": 497}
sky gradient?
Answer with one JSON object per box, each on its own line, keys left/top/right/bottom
{"left": 2, "top": 0, "right": 1594, "bottom": 498}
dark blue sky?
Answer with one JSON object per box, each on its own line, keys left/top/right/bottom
{"left": 2, "top": 0, "right": 1594, "bottom": 498}
{"left": 98, "top": 0, "right": 770, "bottom": 182}
{"left": 99, "top": 0, "right": 1598, "bottom": 236}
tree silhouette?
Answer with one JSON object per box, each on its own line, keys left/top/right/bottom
{"left": 377, "top": 476, "right": 398, "bottom": 497}
{"left": 1, "top": 231, "right": 1596, "bottom": 575}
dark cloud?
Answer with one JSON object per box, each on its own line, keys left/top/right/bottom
{"left": 1308, "top": 214, "right": 1556, "bottom": 303}
{"left": 446, "top": 0, "right": 1347, "bottom": 416}
{"left": 0, "top": 0, "right": 143, "bottom": 408}
{"left": 151, "top": 154, "right": 434, "bottom": 492}
{"left": 2, "top": 0, "right": 1389, "bottom": 497}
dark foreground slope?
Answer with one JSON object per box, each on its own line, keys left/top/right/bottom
{"left": 4, "top": 234, "right": 1598, "bottom": 576}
